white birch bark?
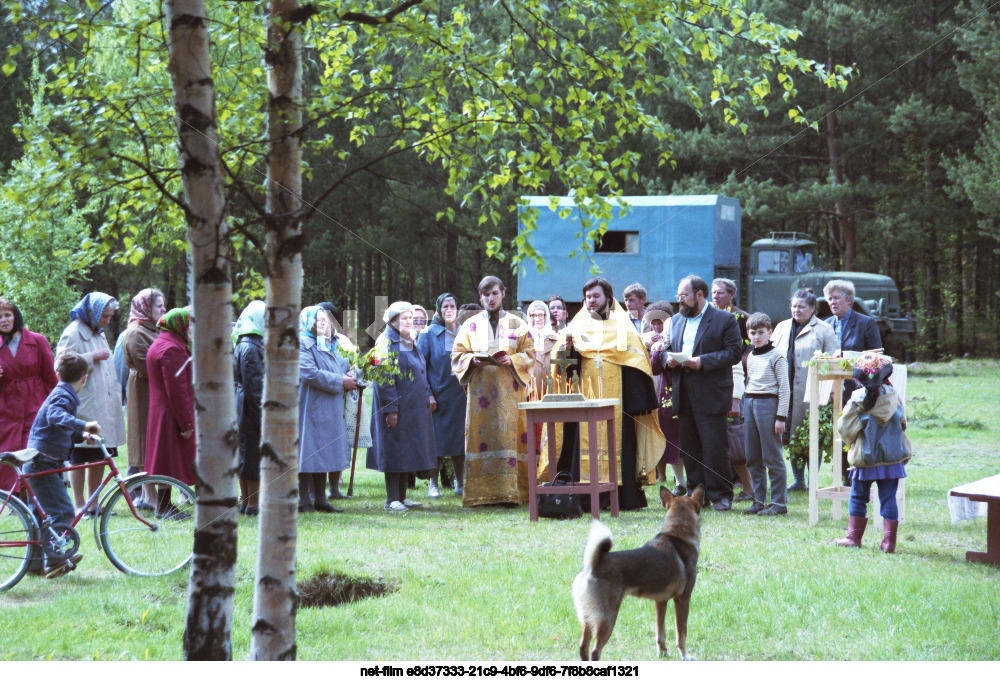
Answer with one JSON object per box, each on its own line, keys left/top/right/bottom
{"left": 251, "top": 0, "right": 305, "bottom": 661}
{"left": 165, "top": 0, "right": 239, "bottom": 661}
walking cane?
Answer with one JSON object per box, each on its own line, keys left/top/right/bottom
{"left": 347, "top": 384, "right": 365, "bottom": 497}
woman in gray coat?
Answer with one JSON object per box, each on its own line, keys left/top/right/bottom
{"left": 367, "top": 302, "right": 437, "bottom": 512}
{"left": 297, "top": 306, "right": 356, "bottom": 514}
{"left": 771, "top": 288, "right": 839, "bottom": 490}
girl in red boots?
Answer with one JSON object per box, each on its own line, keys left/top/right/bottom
{"left": 835, "top": 352, "right": 912, "bottom": 553}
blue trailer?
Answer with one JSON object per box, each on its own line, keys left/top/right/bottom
{"left": 516, "top": 195, "right": 741, "bottom": 307}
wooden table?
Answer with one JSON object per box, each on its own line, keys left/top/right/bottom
{"left": 949, "top": 475, "right": 1000, "bottom": 565}
{"left": 518, "top": 398, "right": 620, "bottom": 522}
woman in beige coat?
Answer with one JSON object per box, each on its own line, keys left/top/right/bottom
{"left": 55, "top": 292, "right": 128, "bottom": 515}
{"left": 770, "top": 288, "right": 839, "bottom": 490}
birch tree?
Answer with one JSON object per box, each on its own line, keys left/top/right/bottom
{"left": 251, "top": 0, "right": 308, "bottom": 660}
{"left": 164, "top": 0, "right": 239, "bottom": 660}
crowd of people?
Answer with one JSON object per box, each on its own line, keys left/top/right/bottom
{"left": 2, "top": 272, "right": 904, "bottom": 550}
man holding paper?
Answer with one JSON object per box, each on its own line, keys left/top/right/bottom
{"left": 452, "top": 276, "right": 535, "bottom": 507}
{"left": 655, "top": 275, "right": 743, "bottom": 511}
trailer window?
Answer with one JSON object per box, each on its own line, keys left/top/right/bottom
{"left": 594, "top": 231, "right": 639, "bottom": 254}
{"left": 757, "top": 249, "right": 789, "bottom": 274}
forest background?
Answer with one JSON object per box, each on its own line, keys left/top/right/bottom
{"left": 2, "top": 0, "right": 999, "bottom": 359}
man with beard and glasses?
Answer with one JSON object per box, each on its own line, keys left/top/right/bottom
{"left": 656, "top": 275, "right": 743, "bottom": 511}
{"left": 452, "top": 276, "right": 535, "bottom": 507}
{"left": 541, "top": 277, "right": 665, "bottom": 511}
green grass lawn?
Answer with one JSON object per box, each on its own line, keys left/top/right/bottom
{"left": 3, "top": 359, "right": 999, "bottom": 661}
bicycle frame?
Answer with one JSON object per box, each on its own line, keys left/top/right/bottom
{"left": 6, "top": 441, "right": 157, "bottom": 541}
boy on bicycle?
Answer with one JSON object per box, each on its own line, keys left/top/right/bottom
{"left": 25, "top": 350, "right": 101, "bottom": 578}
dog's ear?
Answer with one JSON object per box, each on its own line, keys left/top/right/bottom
{"left": 690, "top": 484, "right": 705, "bottom": 511}
{"left": 659, "top": 485, "right": 673, "bottom": 508}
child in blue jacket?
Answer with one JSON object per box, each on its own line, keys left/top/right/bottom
{"left": 25, "top": 351, "right": 101, "bottom": 577}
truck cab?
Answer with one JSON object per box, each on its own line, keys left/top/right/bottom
{"left": 746, "top": 232, "right": 917, "bottom": 355}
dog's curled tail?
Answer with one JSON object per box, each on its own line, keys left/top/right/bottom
{"left": 582, "top": 520, "right": 613, "bottom": 572}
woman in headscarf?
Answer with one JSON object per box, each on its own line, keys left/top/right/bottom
{"left": 55, "top": 292, "right": 127, "bottom": 515}
{"left": 145, "top": 308, "right": 195, "bottom": 519}
{"left": 316, "top": 301, "right": 360, "bottom": 500}
{"left": 121, "top": 289, "right": 166, "bottom": 510}
{"left": 297, "top": 305, "right": 355, "bottom": 514}
{"left": 0, "top": 298, "right": 59, "bottom": 494}
{"left": 416, "top": 293, "right": 467, "bottom": 497}
{"left": 367, "top": 302, "right": 437, "bottom": 511}
{"left": 233, "top": 300, "right": 266, "bottom": 515}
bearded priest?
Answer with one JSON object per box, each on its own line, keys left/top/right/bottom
{"left": 543, "top": 277, "right": 665, "bottom": 510}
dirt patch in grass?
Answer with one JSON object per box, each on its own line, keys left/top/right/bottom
{"left": 298, "top": 571, "right": 398, "bottom": 609}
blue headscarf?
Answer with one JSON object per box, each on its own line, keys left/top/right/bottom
{"left": 70, "top": 292, "right": 119, "bottom": 334}
{"left": 299, "top": 305, "right": 320, "bottom": 342}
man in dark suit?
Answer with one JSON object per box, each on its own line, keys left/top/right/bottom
{"left": 822, "top": 279, "right": 883, "bottom": 402}
{"left": 658, "top": 275, "right": 743, "bottom": 511}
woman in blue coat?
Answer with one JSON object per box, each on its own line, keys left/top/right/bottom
{"left": 298, "top": 306, "right": 356, "bottom": 514}
{"left": 416, "top": 293, "right": 467, "bottom": 497}
{"left": 367, "top": 302, "right": 437, "bottom": 512}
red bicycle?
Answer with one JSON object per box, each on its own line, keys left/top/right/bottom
{"left": 0, "top": 434, "right": 194, "bottom": 591}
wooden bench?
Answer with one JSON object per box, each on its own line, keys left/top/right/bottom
{"left": 949, "top": 474, "right": 1000, "bottom": 565}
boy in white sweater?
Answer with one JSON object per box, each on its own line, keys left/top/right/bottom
{"left": 742, "top": 313, "right": 790, "bottom": 516}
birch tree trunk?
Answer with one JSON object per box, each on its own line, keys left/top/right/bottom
{"left": 165, "top": 0, "right": 239, "bottom": 661}
{"left": 251, "top": 0, "right": 306, "bottom": 660}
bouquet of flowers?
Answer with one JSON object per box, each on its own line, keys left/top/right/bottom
{"left": 336, "top": 345, "right": 407, "bottom": 386}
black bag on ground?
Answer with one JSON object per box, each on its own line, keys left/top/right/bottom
{"left": 537, "top": 471, "right": 582, "bottom": 519}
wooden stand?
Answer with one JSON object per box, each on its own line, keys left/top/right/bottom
{"left": 949, "top": 475, "right": 1000, "bottom": 565}
{"left": 518, "top": 398, "right": 620, "bottom": 522}
{"left": 807, "top": 359, "right": 905, "bottom": 526}
{"left": 807, "top": 359, "right": 851, "bottom": 526}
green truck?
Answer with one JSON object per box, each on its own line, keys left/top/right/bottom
{"left": 746, "top": 232, "right": 917, "bottom": 355}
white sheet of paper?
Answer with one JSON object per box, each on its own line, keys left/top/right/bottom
{"left": 668, "top": 352, "right": 692, "bottom": 364}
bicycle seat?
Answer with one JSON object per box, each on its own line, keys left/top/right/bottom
{"left": 0, "top": 449, "right": 39, "bottom": 464}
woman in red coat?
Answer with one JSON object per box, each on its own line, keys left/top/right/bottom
{"left": 145, "top": 308, "right": 195, "bottom": 519}
{"left": 0, "top": 298, "right": 59, "bottom": 493}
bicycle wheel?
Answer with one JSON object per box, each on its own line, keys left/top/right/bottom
{"left": 0, "top": 492, "right": 36, "bottom": 592}
{"left": 99, "top": 475, "right": 195, "bottom": 577}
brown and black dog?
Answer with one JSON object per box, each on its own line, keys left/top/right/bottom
{"left": 571, "top": 485, "right": 704, "bottom": 661}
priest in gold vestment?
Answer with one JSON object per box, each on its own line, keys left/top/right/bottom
{"left": 452, "top": 276, "right": 535, "bottom": 507}
{"left": 542, "top": 277, "right": 664, "bottom": 510}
